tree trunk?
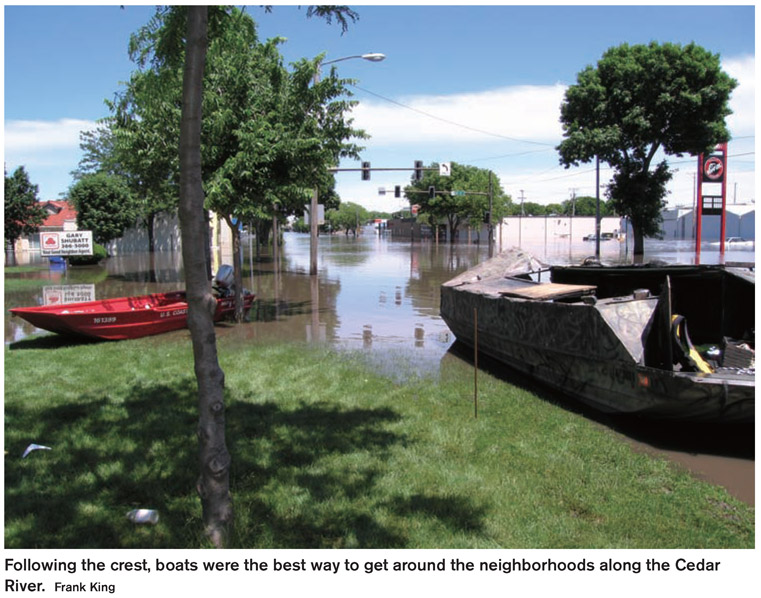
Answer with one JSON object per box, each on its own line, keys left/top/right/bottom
{"left": 628, "top": 218, "right": 646, "bottom": 257}
{"left": 224, "top": 215, "right": 245, "bottom": 323}
{"left": 147, "top": 212, "right": 155, "bottom": 254}
{"left": 272, "top": 213, "right": 279, "bottom": 268}
{"left": 147, "top": 213, "right": 157, "bottom": 283}
{"left": 178, "top": 5, "right": 232, "bottom": 548}
{"left": 632, "top": 227, "right": 646, "bottom": 257}
{"left": 6, "top": 243, "right": 18, "bottom": 267}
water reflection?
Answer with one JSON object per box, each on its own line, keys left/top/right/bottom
{"left": 4, "top": 230, "right": 754, "bottom": 503}
{"left": 6, "top": 230, "right": 754, "bottom": 360}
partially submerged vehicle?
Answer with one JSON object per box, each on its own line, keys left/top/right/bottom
{"left": 10, "top": 265, "right": 254, "bottom": 341}
{"left": 710, "top": 237, "right": 754, "bottom": 249}
{"left": 440, "top": 249, "right": 754, "bottom": 423}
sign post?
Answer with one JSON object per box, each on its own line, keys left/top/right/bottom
{"left": 695, "top": 143, "right": 728, "bottom": 259}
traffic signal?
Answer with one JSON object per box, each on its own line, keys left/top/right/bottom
{"left": 428, "top": 186, "right": 435, "bottom": 199}
{"left": 414, "top": 160, "right": 423, "bottom": 181}
{"left": 394, "top": 185, "right": 401, "bottom": 198}
{"left": 361, "top": 162, "right": 371, "bottom": 181}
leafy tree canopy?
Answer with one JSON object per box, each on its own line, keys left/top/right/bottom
{"left": 557, "top": 41, "right": 736, "bottom": 253}
{"left": 69, "top": 173, "right": 137, "bottom": 245}
{"left": 326, "top": 201, "right": 368, "bottom": 235}
{"left": 405, "top": 162, "right": 511, "bottom": 241}
{"left": 4, "top": 166, "right": 47, "bottom": 248}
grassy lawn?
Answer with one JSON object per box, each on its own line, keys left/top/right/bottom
{"left": 4, "top": 331, "right": 754, "bottom": 549}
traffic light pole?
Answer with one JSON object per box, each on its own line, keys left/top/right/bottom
{"left": 327, "top": 167, "right": 438, "bottom": 174}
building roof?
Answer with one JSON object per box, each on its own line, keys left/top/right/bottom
{"left": 40, "top": 200, "right": 77, "bottom": 229}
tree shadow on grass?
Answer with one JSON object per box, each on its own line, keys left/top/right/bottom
{"left": 226, "top": 400, "right": 410, "bottom": 548}
{"left": 384, "top": 494, "right": 488, "bottom": 535}
{"left": 6, "top": 379, "right": 492, "bottom": 548}
{"left": 4, "top": 380, "right": 199, "bottom": 548}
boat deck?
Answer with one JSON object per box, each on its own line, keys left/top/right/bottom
{"left": 456, "top": 276, "right": 596, "bottom": 301}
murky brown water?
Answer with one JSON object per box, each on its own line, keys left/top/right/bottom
{"left": 5, "top": 229, "right": 754, "bottom": 504}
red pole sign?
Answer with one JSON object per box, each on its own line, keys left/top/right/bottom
{"left": 695, "top": 143, "right": 728, "bottom": 259}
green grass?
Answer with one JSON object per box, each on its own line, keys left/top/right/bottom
{"left": 4, "top": 332, "right": 754, "bottom": 549}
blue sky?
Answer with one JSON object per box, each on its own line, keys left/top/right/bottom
{"left": 3, "top": 3, "right": 756, "bottom": 213}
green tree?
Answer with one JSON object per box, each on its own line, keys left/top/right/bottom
{"left": 131, "top": 4, "right": 359, "bottom": 548}
{"left": 76, "top": 111, "right": 178, "bottom": 258}
{"left": 518, "top": 201, "right": 549, "bottom": 216}
{"left": 559, "top": 195, "right": 615, "bottom": 217}
{"left": 327, "top": 201, "right": 368, "bottom": 235}
{"left": 109, "top": 7, "right": 364, "bottom": 320}
{"left": 4, "top": 166, "right": 47, "bottom": 261}
{"left": 557, "top": 42, "right": 736, "bottom": 255}
{"left": 202, "top": 17, "right": 365, "bottom": 318}
{"left": 69, "top": 173, "right": 136, "bottom": 245}
{"left": 406, "top": 162, "right": 511, "bottom": 243}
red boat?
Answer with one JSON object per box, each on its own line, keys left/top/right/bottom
{"left": 10, "top": 290, "right": 255, "bottom": 341}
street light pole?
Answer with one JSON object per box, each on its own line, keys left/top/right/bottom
{"left": 595, "top": 155, "right": 601, "bottom": 259}
{"left": 310, "top": 53, "right": 386, "bottom": 275}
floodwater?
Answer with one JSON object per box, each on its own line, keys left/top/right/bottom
{"left": 5, "top": 229, "right": 755, "bottom": 505}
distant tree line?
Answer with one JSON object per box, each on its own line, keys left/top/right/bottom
{"left": 508, "top": 196, "right": 617, "bottom": 217}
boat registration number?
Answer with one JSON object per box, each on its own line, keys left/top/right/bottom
{"left": 93, "top": 316, "right": 117, "bottom": 324}
{"left": 160, "top": 309, "right": 187, "bottom": 318}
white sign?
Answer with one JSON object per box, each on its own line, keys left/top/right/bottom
{"left": 439, "top": 162, "right": 451, "bottom": 176}
{"left": 303, "top": 205, "right": 325, "bottom": 226}
{"left": 43, "top": 285, "right": 96, "bottom": 306}
{"left": 40, "top": 231, "right": 93, "bottom": 256}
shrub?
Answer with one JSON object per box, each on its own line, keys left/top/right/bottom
{"left": 68, "top": 243, "right": 108, "bottom": 266}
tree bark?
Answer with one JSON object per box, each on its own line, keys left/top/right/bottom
{"left": 224, "top": 215, "right": 245, "bottom": 323}
{"left": 632, "top": 227, "right": 646, "bottom": 257}
{"left": 178, "top": 5, "right": 232, "bottom": 548}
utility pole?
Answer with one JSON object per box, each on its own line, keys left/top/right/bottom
{"left": 569, "top": 188, "right": 577, "bottom": 243}
{"left": 595, "top": 156, "right": 601, "bottom": 259}
{"left": 519, "top": 190, "right": 525, "bottom": 247}
{"left": 488, "top": 172, "right": 494, "bottom": 257}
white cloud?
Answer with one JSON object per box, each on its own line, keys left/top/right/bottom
{"left": 351, "top": 84, "right": 567, "bottom": 147}
{"left": 344, "top": 55, "right": 754, "bottom": 210}
{"left": 4, "top": 118, "right": 97, "bottom": 153}
{"left": 723, "top": 55, "right": 755, "bottom": 137}
{"left": 3, "top": 119, "right": 98, "bottom": 200}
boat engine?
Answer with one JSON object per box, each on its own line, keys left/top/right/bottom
{"left": 214, "top": 265, "right": 253, "bottom": 298}
{"left": 214, "top": 265, "right": 235, "bottom": 297}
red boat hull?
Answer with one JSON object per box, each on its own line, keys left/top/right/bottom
{"left": 10, "top": 291, "right": 255, "bottom": 341}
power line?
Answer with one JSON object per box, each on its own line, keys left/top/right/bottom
{"left": 351, "top": 84, "right": 556, "bottom": 147}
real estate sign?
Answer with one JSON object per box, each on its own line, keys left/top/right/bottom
{"left": 40, "top": 231, "right": 93, "bottom": 256}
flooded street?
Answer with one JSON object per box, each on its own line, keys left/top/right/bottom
{"left": 5, "top": 230, "right": 754, "bottom": 505}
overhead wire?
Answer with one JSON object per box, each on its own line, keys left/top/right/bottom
{"left": 349, "top": 84, "right": 754, "bottom": 197}
{"left": 351, "top": 84, "right": 557, "bottom": 147}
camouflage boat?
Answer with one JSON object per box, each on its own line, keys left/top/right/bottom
{"left": 440, "top": 249, "right": 754, "bottom": 423}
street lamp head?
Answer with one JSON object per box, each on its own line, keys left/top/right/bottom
{"left": 361, "top": 53, "right": 386, "bottom": 62}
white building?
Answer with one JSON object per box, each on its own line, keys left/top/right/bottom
{"left": 659, "top": 204, "right": 755, "bottom": 241}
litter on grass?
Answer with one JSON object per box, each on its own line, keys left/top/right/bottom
{"left": 126, "top": 509, "right": 159, "bottom": 524}
{"left": 22, "top": 444, "right": 52, "bottom": 458}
